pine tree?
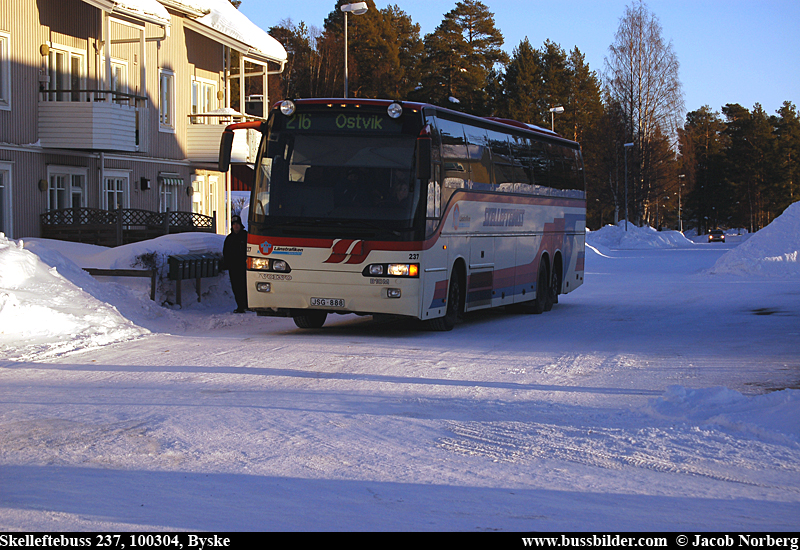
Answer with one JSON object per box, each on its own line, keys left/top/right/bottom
{"left": 503, "top": 38, "right": 543, "bottom": 123}
{"left": 417, "top": 0, "right": 507, "bottom": 115}
{"left": 681, "top": 106, "right": 727, "bottom": 234}
{"left": 774, "top": 101, "right": 800, "bottom": 211}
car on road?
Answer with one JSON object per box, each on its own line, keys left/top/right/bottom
{"left": 708, "top": 229, "right": 726, "bottom": 243}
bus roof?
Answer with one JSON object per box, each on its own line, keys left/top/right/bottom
{"left": 271, "top": 98, "right": 579, "bottom": 147}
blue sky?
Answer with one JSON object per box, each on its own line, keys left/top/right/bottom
{"left": 238, "top": 0, "right": 799, "bottom": 119}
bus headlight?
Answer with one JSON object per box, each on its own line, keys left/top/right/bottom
{"left": 387, "top": 288, "right": 401, "bottom": 298}
{"left": 387, "top": 264, "right": 419, "bottom": 277}
{"left": 280, "top": 100, "right": 296, "bottom": 116}
{"left": 249, "top": 258, "right": 291, "bottom": 272}
{"left": 251, "top": 257, "right": 270, "bottom": 270}
{"left": 363, "top": 263, "right": 418, "bottom": 278}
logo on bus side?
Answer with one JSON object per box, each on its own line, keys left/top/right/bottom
{"left": 453, "top": 204, "right": 471, "bottom": 230}
{"left": 483, "top": 207, "right": 524, "bottom": 227}
{"left": 259, "top": 240, "right": 303, "bottom": 256}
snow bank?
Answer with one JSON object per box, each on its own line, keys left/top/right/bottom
{"left": 0, "top": 235, "right": 147, "bottom": 360}
{"left": 647, "top": 386, "right": 800, "bottom": 444}
{"left": 587, "top": 222, "right": 695, "bottom": 249}
{"left": 709, "top": 201, "right": 800, "bottom": 278}
{"left": 23, "top": 232, "right": 232, "bottom": 307}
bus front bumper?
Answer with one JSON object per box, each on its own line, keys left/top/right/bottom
{"left": 246, "top": 270, "right": 422, "bottom": 318}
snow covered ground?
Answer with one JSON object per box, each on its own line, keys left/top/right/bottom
{"left": 1, "top": 203, "right": 799, "bottom": 531}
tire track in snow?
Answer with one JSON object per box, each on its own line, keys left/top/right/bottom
{"left": 437, "top": 420, "right": 800, "bottom": 490}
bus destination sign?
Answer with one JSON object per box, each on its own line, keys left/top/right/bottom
{"left": 284, "top": 112, "right": 403, "bottom": 133}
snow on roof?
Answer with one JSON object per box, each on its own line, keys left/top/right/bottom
{"left": 82, "top": 0, "right": 171, "bottom": 26}
{"left": 176, "top": 0, "right": 287, "bottom": 63}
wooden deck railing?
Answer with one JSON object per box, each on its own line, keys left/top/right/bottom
{"left": 40, "top": 207, "right": 216, "bottom": 247}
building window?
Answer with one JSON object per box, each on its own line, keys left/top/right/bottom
{"left": 159, "top": 69, "right": 175, "bottom": 130}
{"left": 191, "top": 78, "right": 217, "bottom": 124}
{"left": 0, "top": 164, "right": 11, "bottom": 237}
{"left": 47, "top": 46, "right": 85, "bottom": 102}
{"left": 111, "top": 60, "right": 128, "bottom": 104}
{"left": 47, "top": 166, "right": 86, "bottom": 210}
{"left": 102, "top": 172, "right": 129, "bottom": 210}
{"left": 0, "top": 33, "right": 9, "bottom": 110}
{"left": 159, "top": 175, "right": 182, "bottom": 212}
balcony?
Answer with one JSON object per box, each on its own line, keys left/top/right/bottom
{"left": 38, "top": 90, "right": 144, "bottom": 152}
{"left": 186, "top": 110, "right": 259, "bottom": 164}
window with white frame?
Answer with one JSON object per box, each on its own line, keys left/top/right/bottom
{"left": 47, "top": 166, "right": 86, "bottom": 210}
{"left": 159, "top": 175, "right": 182, "bottom": 212}
{"left": 191, "top": 77, "right": 217, "bottom": 124}
{"left": 0, "top": 32, "right": 10, "bottom": 110}
{"left": 111, "top": 60, "right": 128, "bottom": 104}
{"left": 0, "top": 163, "right": 11, "bottom": 237}
{"left": 159, "top": 69, "right": 175, "bottom": 130}
{"left": 102, "top": 171, "right": 129, "bottom": 210}
{"left": 191, "top": 175, "right": 204, "bottom": 214}
{"left": 48, "top": 45, "right": 85, "bottom": 102}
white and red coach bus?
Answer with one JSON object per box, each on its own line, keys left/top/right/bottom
{"left": 219, "top": 98, "right": 585, "bottom": 330}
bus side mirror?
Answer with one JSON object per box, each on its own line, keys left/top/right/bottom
{"left": 416, "top": 138, "right": 432, "bottom": 182}
{"left": 219, "top": 129, "right": 235, "bottom": 172}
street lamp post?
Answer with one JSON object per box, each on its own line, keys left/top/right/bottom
{"left": 624, "top": 142, "right": 634, "bottom": 231}
{"left": 678, "top": 174, "right": 685, "bottom": 233}
{"left": 340, "top": 2, "right": 368, "bottom": 98}
{"left": 549, "top": 106, "right": 564, "bottom": 131}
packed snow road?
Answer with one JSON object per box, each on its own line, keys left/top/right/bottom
{"left": 1, "top": 222, "right": 799, "bottom": 531}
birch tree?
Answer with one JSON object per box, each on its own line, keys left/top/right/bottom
{"left": 605, "top": 1, "right": 683, "bottom": 225}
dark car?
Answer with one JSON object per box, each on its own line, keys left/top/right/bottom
{"left": 708, "top": 229, "right": 725, "bottom": 242}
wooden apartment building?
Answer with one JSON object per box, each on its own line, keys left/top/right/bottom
{"left": 0, "top": 0, "right": 286, "bottom": 240}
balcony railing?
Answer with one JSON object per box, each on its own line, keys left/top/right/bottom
{"left": 38, "top": 90, "right": 146, "bottom": 152}
{"left": 40, "top": 207, "right": 216, "bottom": 247}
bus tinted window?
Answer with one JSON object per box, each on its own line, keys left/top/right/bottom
{"left": 437, "top": 118, "right": 469, "bottom": 205}
{"left": 463, "top": 125, "right": 492, "bottom": 190}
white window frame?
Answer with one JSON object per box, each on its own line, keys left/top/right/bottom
{"left": 159, "top": 68, "right": 175, "bottom": 131}
{"left": 0, "top": 32, "right": 10, "bottom": 110}
{"left": 159, "top": 175, "right": 182, "bottom": 213}
{"left": 191, "top": 174, "right": 205, "bottom": 214}
{"left": 102, "top": 170, "right": 130, "bottom": 210}
{"left": 47, "top": 166, "right": 87, "bottom": 210}
{"left": 0, "top": 162, "right": 12, "bottom": 237}
{"left": 110, "top": 58, "right": 128, "bottom": 103}
{"left": 47, "top": 44, "right": 86, "bottom": 102}
{"left": 191, "top": 76, "right": 217, "bottom": 124}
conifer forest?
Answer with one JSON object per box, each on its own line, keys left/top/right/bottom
{"left": 249, "top": 0, "right": 798, "bottom": 233}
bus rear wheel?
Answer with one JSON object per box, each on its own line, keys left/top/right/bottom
{"left": 293, "top": 311, "right": 327, "bottom": 329}
{"left": 545, "top": 262, "right": 561, "bottom": 312}
{"left": 531, "top": 259, "right": 549, "bottom": 314}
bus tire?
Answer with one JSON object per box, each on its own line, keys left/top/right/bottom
{"left": 545, "top": 260, "right": 561, "bottom": 312}
{"left": 531, "top": 258, "right": 549, "bottom": 314}
{"left": 293, "top": 311, "right": 327, "bottom": 329}
{"left": 428, "top": 269, "right": 463, "bottom": 331}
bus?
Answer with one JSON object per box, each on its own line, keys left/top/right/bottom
{"left": 219, "top": 98, "right": 585, "bottom": 330}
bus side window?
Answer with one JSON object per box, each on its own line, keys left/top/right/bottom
{"left": 531, "top": 140, "right": 548, "bottom": 190}
{"left": 426, "top": 164, "right": 442, "bottom": 237}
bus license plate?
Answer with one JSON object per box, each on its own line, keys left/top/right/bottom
{"left": 310, "top": 297, "right": 345, "bottom": 308}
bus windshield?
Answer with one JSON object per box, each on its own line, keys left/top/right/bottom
{"left": 251, "top": 113, "right": 423, "bottom": 240}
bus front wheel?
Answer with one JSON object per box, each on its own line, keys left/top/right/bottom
{"left": 428, "top": 270, "right": 462, "bottom": 331}
{"left": 293, "top": 311, "right": 327, "bottom": 329}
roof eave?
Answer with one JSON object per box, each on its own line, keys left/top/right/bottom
{"left": 183, "top": 18, "right": 286, "bottom": 66}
